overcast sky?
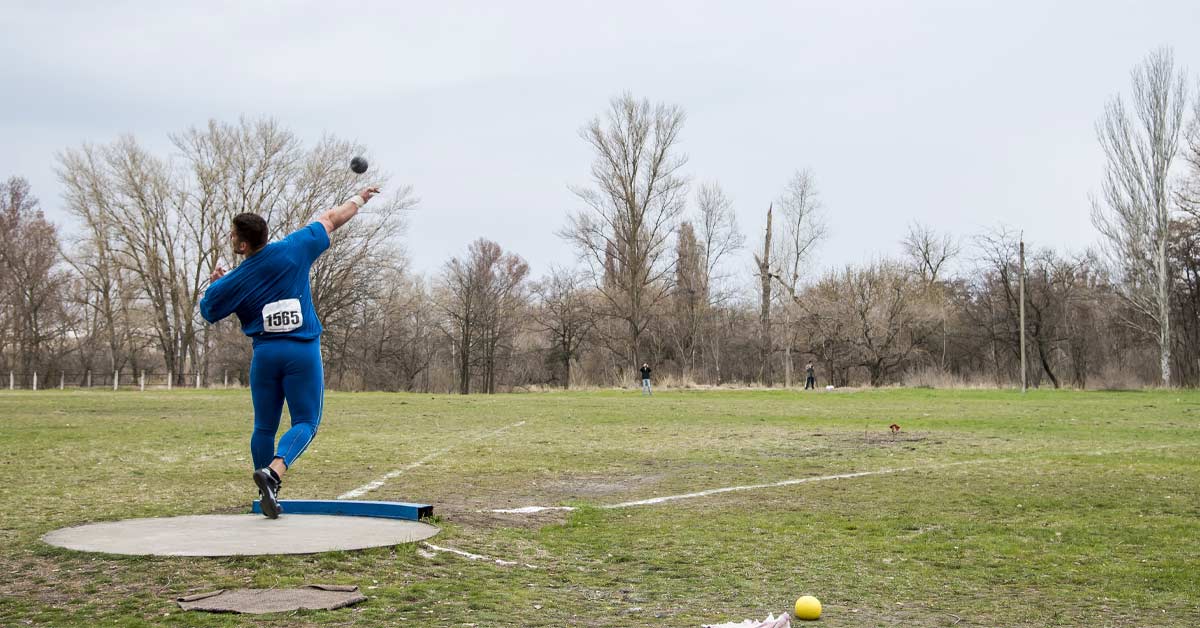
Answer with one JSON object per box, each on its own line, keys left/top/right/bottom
{"left": 3, "top": 1, "right": 1199, "bottom": 281}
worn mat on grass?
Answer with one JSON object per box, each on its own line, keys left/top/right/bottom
{"left": 177, "top": 584, "right": 366, "bottom": 614}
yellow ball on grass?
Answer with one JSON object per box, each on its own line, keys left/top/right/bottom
{"left": 794, "top": 595, "right": 822, "bottom": 621}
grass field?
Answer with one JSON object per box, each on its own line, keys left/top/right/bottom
{"left": 1, "top": 388, "right": 1198, "bottom": 627}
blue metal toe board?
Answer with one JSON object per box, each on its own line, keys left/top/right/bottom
{"left": 251, "top": 499, "right": 432, "bottom": 521}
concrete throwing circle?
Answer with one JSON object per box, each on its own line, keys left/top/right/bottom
{"left": 42, "top": 514, "right": 439, "bottom": 557}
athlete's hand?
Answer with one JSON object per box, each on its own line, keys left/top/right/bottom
{"left": 359, "top": 186, "right": 381, "bottom": 204}
{"left": 210, "top": 266, "right": 226, "bottom": 282}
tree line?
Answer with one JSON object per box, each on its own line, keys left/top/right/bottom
{"left": 3, "top": 48, "right": 1199, "bottom": 392}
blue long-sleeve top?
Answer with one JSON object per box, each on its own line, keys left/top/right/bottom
{"left": 200, "top": 222, "right": 330, "bottom": 344}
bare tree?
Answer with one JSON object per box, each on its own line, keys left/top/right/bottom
{"left": 372, "top": 275, "right": 440, "bottom": 391}
{"left": 771, "top": 169, "right": 827, "bottom": 387}
{"left": 970, "top": 228, "right": 1104, "bottom": 389}
{"left": 1179, "top": 88, "right": 1200, "bottom": 217}
{"left": 1091, "top": 47, "right": 1189, "bottom": 386}
{"left": 669, "top": 221, "right": 705, "bottom": 377}
{"left": 1168, "top": 216, "right": 1200, "bottom": 385}
{"left": 902, "top": 221, "right": 960, "bottom": 286}
{"left": 478, "top": 246, "right": 530, "bottom": 394}
{"left": 57, "top": 147, "right": 147, "bottom": 377}
{"left": 437, "top": 239, "right": 528, "bottom": 394}
{"left": 438, "top": 245, "right": 484, "bottom": 394}
{"left": 1022, "top": 249, "right": 1093, "bottom": 389}
{"left": 694, "top": 182, "right": 744, "bottom": 382}
{"left": 531, "top": 266, "right": 596, "bottom": 388}
{"left": 59, "top": 119, "right": 414, "bottom": 386}
{"left": 56, "top": 137, "right": 201, "bottom": 381}
{"left": 902, "top": 221, "right": 961, "bottom": 369}
{"left": 0, "top": 178, "right": 71, "bottom": 376}
{"left": 695, "top": 182, "right": 744, "bottom": 290}
{"left": 803, "top": 261, "right": 932, "bottom": 386}
{"left": 173, "top": 120, "right": 414, "bottom": 383}
{"left": 972, "top": 228, "right": 1030, "bottom": 384}
{"left": 753, "top": 204, "right": 775, "bottom": 385}
{"left": 562, "top": 93, "right": 688, "bottom": 372}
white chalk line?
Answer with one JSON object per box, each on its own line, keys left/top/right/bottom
{"left": 489, "top": 465, "right": 937, "bottom": 514}
{"left": 608, "top": 466, "right": 924, "bottom": 509}
{"left": 419, "top": 445, "right": 1186, "bottom": 570}
{"left": 418, "top": 542, "right": 538, "bottom": 569}
{"left": 338, "top": 420, "right": 526, "bottom": 500}
{"left": 492, "top": 505, "right": 577, "bottom": 514}
{"left": 489, "top": 443, "right": 1189, "bottom": 515}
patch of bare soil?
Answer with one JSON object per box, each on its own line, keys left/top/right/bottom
{"left": 433, "top": 471, "right": 670, "bottom": 530}
{"left": 442, "top": 505, "right": 572, "bottom": 531}
{"left": 829, "top": 429, "right": 946, "bottom": 449}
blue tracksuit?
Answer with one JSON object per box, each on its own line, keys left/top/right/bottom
{"left": 200, "top": 222, "right": 329, "bottom": 470}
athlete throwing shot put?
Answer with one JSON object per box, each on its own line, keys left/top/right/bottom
{"left": 200, "top": 185, "right": 380, "bottom": 518}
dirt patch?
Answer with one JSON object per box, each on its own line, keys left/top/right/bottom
{"left": 442, "top": 505, "right": 572, "bottom": 531}
{"left": 0, "top": 552, "right": 186, "bottom": 612}
{"left": 835, "top": 429, "right": 940, "bottom": 448}
{"left": 431, "top": 472, "right": 669, "bottom": 530}
{"left": 817, "top": 605, "right": 971, "bottom": 627}
{"left": 533, "top": 473, "right": 666, "bottom": 498}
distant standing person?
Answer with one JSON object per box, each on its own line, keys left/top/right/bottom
{"left": 640, "top": 363, "right": 652, "bottom": 396}
{"left": 805, "top": 362, "right": 816, "bottom": 390}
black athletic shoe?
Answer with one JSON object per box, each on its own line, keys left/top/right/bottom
{"left": 253, "top": 468, "right": 282, "bottom": 519}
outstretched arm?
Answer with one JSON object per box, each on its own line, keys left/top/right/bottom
{"left": 317, "top": 186, "right": 380, "bottom": 235}
{"left": 200, "top": 269, "right": 230, "bottom": 323}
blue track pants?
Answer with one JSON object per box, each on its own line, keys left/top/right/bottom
{"left": 249, "top": 338, "right": 324, "bottom": 470}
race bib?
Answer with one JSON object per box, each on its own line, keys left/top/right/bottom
{"left": 262, "top": 299, "right": 303, "bottom": 333}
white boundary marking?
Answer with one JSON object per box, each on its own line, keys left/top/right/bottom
{"left": 492, "top": 505, "right": 576, "bottom": 514}
{"left": 338, "top": 420, "right": 526, "bottom": 500}
{"left": 606, "top": 466, "right": 918, "bottom": 509}
{"left": 406, "top": 445, "right": 1192, "bottom": 575}
{"left": 488, "top": 444, "right": 1186, "bottom": 515}
{"left": 418, "top": 542, "right": 538, "bottom": 569}
{"left": 489, "top": 465, "right": 930, "bottom": 514}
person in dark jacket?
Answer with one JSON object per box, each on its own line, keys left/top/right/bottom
{"left": 639, "top": 363, "right": 652, "bottom": 395}
{"left": 804, "top": 362, "right": 816, "bottom": 390}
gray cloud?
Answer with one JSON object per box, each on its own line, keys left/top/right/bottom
{"left": 3, "top": 1, "right": 1198, "bottom": 281}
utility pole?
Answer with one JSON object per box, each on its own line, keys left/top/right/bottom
{"left": 1019, "top": 235, "right": 1027, "bottom": 394}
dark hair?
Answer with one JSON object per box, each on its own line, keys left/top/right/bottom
{"left": 232, "top": 213, "right": 268, "bottom": 251}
